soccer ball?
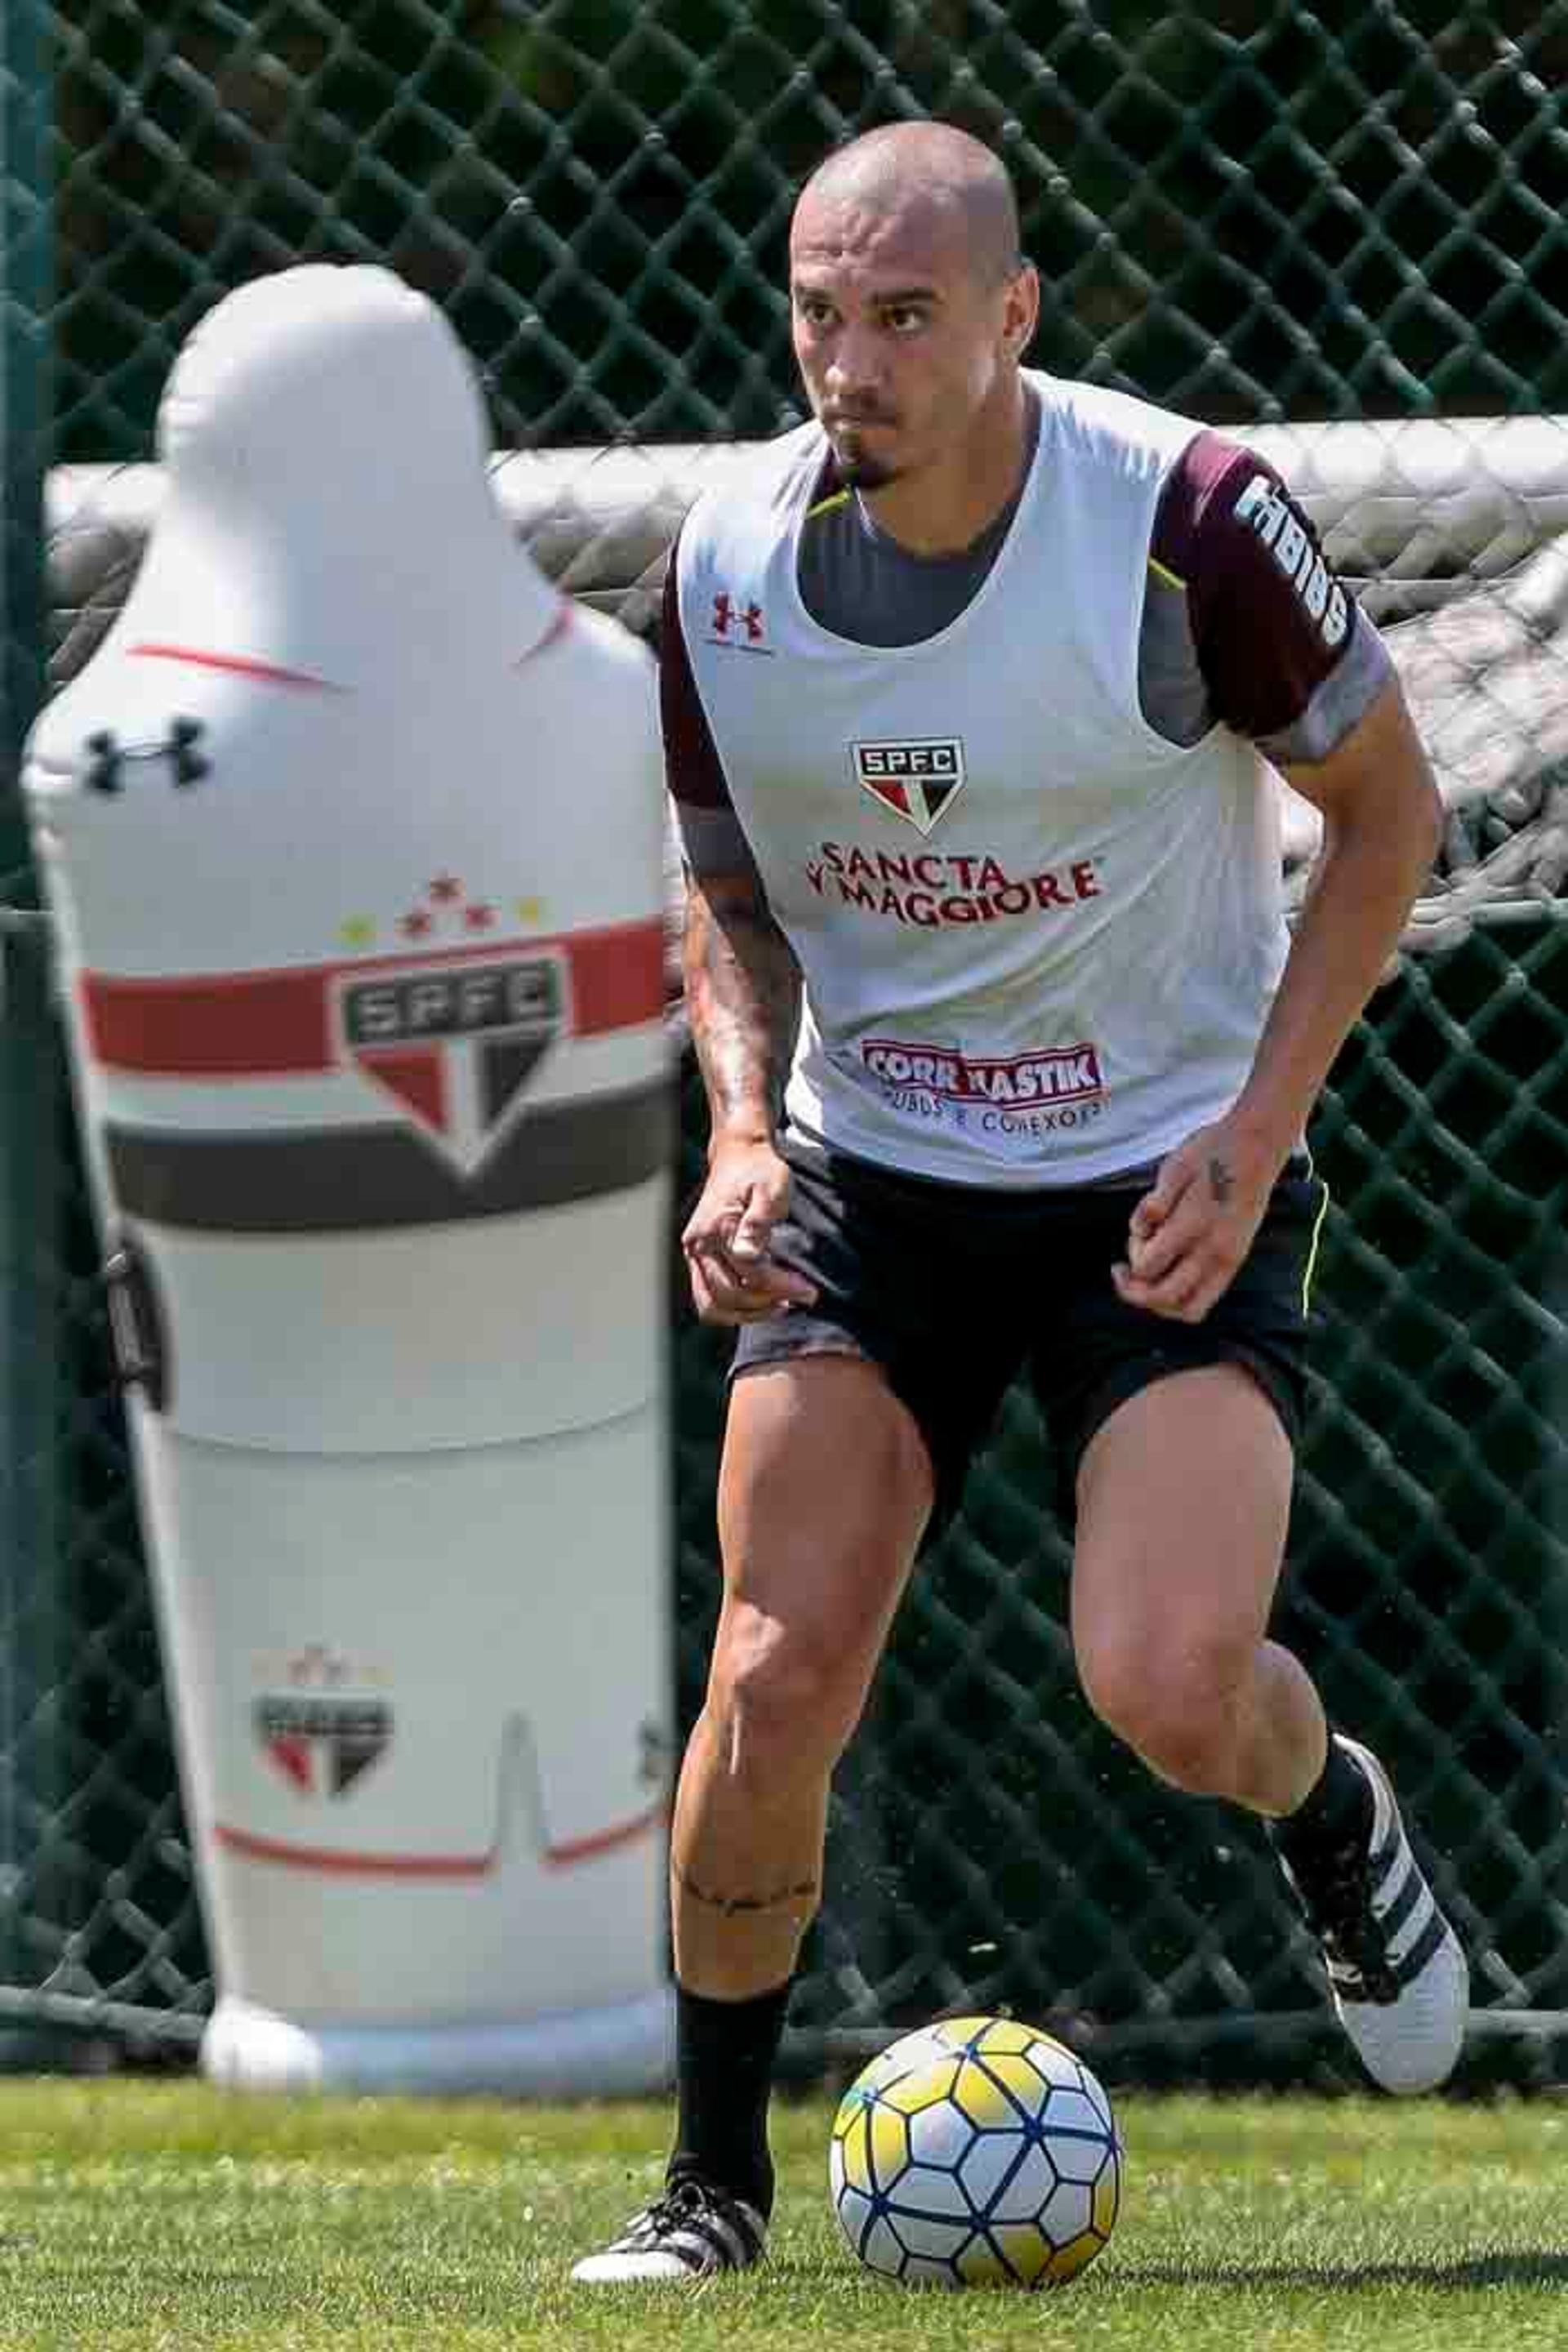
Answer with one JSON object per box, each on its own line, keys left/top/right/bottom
{"left": 827, "top": 2014, "right": 1122, "bottom": 2289}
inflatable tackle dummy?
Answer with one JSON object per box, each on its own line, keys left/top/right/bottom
{"left": 24, "top": 262, "right": 675, "bottom": 2095}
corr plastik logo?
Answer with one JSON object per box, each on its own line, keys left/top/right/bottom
{"left": 852, "top": 737, "right": 966, "bottom": 834}
{"left": 335, "top": 950, "right": 567, "bottom": 1177}
{"left": 862, "top": 1037, "right": 1104, "bottom": 1107}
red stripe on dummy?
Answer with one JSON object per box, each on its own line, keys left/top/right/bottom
{"left": 212, "top": 1800, "right": 663, "bottom": 1876}
{"left": 126, "top": 642, "right": 346, "bottom": 692}
{"left": 81, "top": 920, "right": 666, "bottom": 1076}
{"left": 514, "top": 604, "right": 573, "bottom": 664}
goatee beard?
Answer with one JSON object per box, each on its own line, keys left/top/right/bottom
{"left": 835, "top": 446, "right": 897, "bottom": 492}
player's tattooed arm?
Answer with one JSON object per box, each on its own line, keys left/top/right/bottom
{"left": 684, "top": 864, "right": 801, "bottom": 1145}
{"left": 678, "top": 862, "right": 816, "bottom": 1321}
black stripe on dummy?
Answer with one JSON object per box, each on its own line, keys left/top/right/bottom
{"left": 105, "top": 1078, "right": 673, "bottom": 1234}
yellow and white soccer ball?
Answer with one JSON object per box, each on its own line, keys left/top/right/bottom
{"left": 828, "top": 2014, "right": 1122, "bottom": 2289}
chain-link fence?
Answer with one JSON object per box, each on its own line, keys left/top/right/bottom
{"left": 4, "top": 2, "right": 1568, "bottom": 2086}
{"left": 40, "top": 1, "right": 1568, "bottom": 457}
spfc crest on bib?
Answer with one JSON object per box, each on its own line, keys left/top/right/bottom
{"left": 851, "top": 737, "right": 966, "bottom": 834}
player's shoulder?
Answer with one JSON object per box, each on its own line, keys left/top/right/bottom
{"left": 1152, "top": 428, "right": 1285, "bottom": 566}
{"left": 679, "top": 419, "right": 827, "bottom": 562}
{"left": 1154, "top": 427, "right": 1359, "bottom": 678}
{"left": 1033, "top": 371, "right": 1206, "bottom": 482}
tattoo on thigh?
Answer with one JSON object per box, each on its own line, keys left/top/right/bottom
{"left": 1207, "top": 1154, "right": 1236, "bottom": 1205}
{"left": 671, "top": 1853, "right": 819, "bottom": 1918}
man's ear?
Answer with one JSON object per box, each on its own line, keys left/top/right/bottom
{"left": 1003, "top": 262, "right": 1040, "bottom": 359}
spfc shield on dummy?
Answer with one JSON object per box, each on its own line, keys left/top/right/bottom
{"left": 24, "top": 262, "right": 675, "bottom": 2096}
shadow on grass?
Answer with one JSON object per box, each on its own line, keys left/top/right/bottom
{"left": 1118, "top": 2252, "right": 1568, "bottom": 2292}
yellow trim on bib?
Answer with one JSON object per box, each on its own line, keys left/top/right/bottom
{"left": 1300, "top": 1168, "right": 1331, "bottom": 1314}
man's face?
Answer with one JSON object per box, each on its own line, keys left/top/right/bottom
{"left": 789, "top": 189, "right": 1023, "bottom": 491}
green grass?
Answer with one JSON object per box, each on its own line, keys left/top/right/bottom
{"left": 0, "top": 2079, "right": 1563, "bottom": 2349}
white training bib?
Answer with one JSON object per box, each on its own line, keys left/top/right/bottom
{"left": 678, "top": 372, "right": 1291, "bottom": 1187}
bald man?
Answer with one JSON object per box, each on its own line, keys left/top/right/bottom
{"left": 573, "top": 122, "right": 1467, "bottom": 2285}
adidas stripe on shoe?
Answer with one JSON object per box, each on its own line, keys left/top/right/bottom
{"left": 1276, "top": 1734, "right": 1468, "bottom": 2096}
{"left": 570, "top": 2176, "right": 768, "bottom": 2284}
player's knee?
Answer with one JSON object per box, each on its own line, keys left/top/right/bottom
{"left": 709, "top": 1611, "right": 870, "bottom": 1791}
{"left": 1079, "top": 1637, "right": 1246, "bottom": 1798}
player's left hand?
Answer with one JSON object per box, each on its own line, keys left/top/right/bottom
{"left": 1111, "top": 1120, "right": 1285, "bottom": 1324}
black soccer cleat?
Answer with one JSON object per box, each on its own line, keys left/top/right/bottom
{"left": 1276, "top": 1735, "right": 1468, "bottom": 2095}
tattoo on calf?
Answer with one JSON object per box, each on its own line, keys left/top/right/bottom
{"left": 1207, "top": 1154, "right": 1236, "bottom": 1205}
{"left": 671, "top": 1853, "right": 819, "bottom": 1918}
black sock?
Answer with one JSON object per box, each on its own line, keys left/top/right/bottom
{"left": 1270, "top": 1735, "right": 1373, "bottom": 1867}
{"left": 667, "top": 1979, "right": 791, "bottom": 2220}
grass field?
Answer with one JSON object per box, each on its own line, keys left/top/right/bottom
{"left": 0, "top": 2078, "right": 1564, "bottom": 2349}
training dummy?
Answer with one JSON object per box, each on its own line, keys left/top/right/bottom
{"left": 24, "top": 262, "right": 675, "bottom": 2094}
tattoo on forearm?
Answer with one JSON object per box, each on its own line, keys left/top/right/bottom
{"left": 684, "top": 874, "right": 801, "bottom": 1131}
{"left": 1208, "top": 1155, "right": 1236, "bottom": 1205}
{"left": 671, "top": 1852, "right": 819, "bottom": 1918}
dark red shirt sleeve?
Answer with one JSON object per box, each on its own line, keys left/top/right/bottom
{"left": 1152, "top": 431, "right": 1360, "bottom": 742}
{"left": 659, "top": 536, "right": 733, "bottom": 813}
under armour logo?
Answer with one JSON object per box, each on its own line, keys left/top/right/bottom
{"left": 82, "top": 718, "right": 210, "bottom": 794}
{"left": 710, "top": 591, "right": 764, "bottom": 644}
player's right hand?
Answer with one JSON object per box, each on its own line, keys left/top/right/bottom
{"left": 681, "top": 1138, "right": 819, "bottom": 1325}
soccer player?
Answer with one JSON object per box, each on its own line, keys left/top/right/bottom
{"left": 573, "top": 120, "right": 1467, "bottom": 2284}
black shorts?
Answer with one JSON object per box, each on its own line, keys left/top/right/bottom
{"left": 731, "top": 1136, "right": 1328, "bottom": 1539}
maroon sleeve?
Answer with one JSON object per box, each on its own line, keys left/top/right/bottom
{"left": 1152, "top": 431, "right": 1360, "bottom": 742}
{"left": 659, "top": 538, "right": 733, "bottom": 813}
